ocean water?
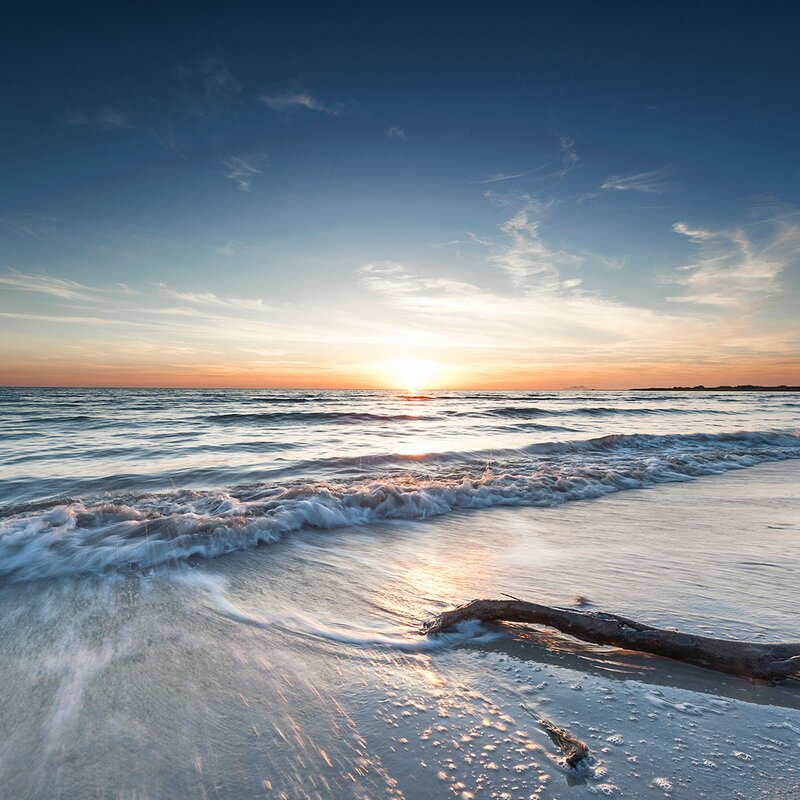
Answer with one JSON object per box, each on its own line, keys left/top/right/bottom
{"left": 1, "top": 388, "right": 798, "bottom": 581}
{"left": 1, "top": 389, "right": 799, "bottom": 798}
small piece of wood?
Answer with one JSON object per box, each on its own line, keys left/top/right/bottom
{"left": 538, "top": 716, "right": 590, "bottom": 768}
{"left": 422, "top": 598, "right": 800, "bottom": 681}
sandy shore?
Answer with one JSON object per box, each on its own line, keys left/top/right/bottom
{"left": 1, "top": 461, "right": 798, "bottom": 798}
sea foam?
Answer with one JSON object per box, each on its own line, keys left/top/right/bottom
{"left": 0, "top": 430, "right": 797, "bottom": 582}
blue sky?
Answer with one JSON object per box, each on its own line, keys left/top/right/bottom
{"left": 1, "top": 2, "right": 799, "bottom": 387}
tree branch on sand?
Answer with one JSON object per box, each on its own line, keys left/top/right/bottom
{"left": 422, "top": 598, "right": 800, "bottom": 682}
{"left": 537, "top": 715, "right": 591, "bottom": 768}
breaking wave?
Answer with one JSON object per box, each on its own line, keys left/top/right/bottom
{"left": 0, "top": 430, "right": 797, "bottom": 583}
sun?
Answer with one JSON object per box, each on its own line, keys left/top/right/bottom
{"left": 387, "top": 359, "right": 440, "bottom": 392}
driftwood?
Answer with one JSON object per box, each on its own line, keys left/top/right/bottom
{"left": 537, "top": 716, "right": 591, "bottom": 768}
{"left": 423, "top": 598, "right": 800, "bottom": 682}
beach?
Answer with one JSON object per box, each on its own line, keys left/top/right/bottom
{"left": 0, "top": 389, "right": 798, "bottom": 798}
{"left": 5, "top": 2, "right": 800, "bottom": 795}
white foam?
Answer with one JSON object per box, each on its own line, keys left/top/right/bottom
{"left": 1, "top": 430, "right": 797, "bottom": 581}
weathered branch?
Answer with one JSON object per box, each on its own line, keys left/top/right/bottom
{"left": 538, "top": 716, "right": 591, "bottom": 768}
{"left": 423, "top": 598, "right": 800, "bottom": 681}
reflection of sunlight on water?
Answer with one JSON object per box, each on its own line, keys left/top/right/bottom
{"left": 399, "top": 555, "right": 486, "bottom": 604}
{"left": 375, "top": 536, "right": 504, "bottom": 631}
{"left": 393, "top": 437, "right": 437, "bottom": 456}
{"left": 392, "top": 434, "right": 504, "bottom": 458}
{"left": 402, "top": 654, "right": 447, "bottom": 690}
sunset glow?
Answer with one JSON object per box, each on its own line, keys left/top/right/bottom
{"left": 0, "top": 6, "right": 797, "bottom": 390}
{"left": 2, "top": 6, "right": 800, "bottom": 800}
{"left": 386, "top": 359, "right": 442, "bottom": 392}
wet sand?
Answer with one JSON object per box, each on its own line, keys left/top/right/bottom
{"left": 1, "top": 461, "right": 798, "bottom": 798}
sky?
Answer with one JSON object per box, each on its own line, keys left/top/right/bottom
{"left": 1, "top": 1, "right": 799, "bottom": 389}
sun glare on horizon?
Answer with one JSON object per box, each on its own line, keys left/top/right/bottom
{"left": 386, "top": 359, "right": 442, "bottom": 392}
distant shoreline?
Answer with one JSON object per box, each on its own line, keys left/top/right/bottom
{"left": 629, "top": 385, "right": 800, "bottom": 392}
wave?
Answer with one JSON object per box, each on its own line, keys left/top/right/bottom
{"left": 19, "top": 414, "right": 96, "bottom": 423}
{"left": 446, "top": 393, "right": 561, "bottom": 400}
{"left": 408, "top": 393, "right": 565, "bottom": 403}
{"left": 207, "top": 411, "right": 434, "bottom": 424}
{"left": 204, "top": 405, "right": 735, "bottom": 426}
{"left": 474, "top": 405, "right": 729, "bottom": 419}
{"left": 242, "top": 396, "right": 314, "bottom": 404}
{"left": 0, "top": 430, "right": 797, "bottom": 583}
{"left": 520, "top": 429, "right": 795, "bottom": 455}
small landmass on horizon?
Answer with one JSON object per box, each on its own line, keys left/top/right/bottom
{"left": 630, "top": 384, "right": 800, "bottom": 392}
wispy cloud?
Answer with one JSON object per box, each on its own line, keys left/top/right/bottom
{"left": 473, "top": 166, "right": 543, "bottom": 185}
{"left": 221, "top": 153, "right": 268, "bottom": 191}
{"left": 2, "top": 193, "right": 797, "bottom": 388}
{"left": 558, "top": 135, "right": 579, "bottom": 175}
{"left": 216, "top": 240, "right": 239, "bottom": 257}
{"left": 359, "top": 262, "right": 478, "bottom": 302}
{"left": 3, "top": 190, "right": 797, "bottom": 386}
{"left": 667, "top": 212, "right": 800, "bottom": 307}
{"left": 0, "top": 213, "right": 58, "bottom": 241}
{"left": 0, "top": 271, "right": 119, "bottom": 302}
{"left": 475, "top": 137, "right": 578, "bottom": 190}
{"left": 602, "top": 168, "right": 672, "bottom": 193}
{"left": 469, "top": 195, "right": 581, "bottom": 287}
{"left": 260, "top": 92, "right": 341, "bottom": 115}
{"left": 355, "top": 195, "right": 800, "bottom": 379}
{"left": 0, "top": 272, "right": 382, "bottom": 352}
{"left": 0, "top": 311, "right": 147, "bottom": 327}
{"left": 387, "top": 126, "right": 407, "bottom": 140}
{"left": 160, "top": 286, "right": 265, "bottom": 310}
{"left": 671, "top": 222, "right": 717, "bottom": 241}
{"left": 357, "top": 252, "right": 707, "bottom": 362}
{"left": 580, "top": 252, "right": 628, "bottom": 271}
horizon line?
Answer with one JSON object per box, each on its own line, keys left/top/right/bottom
{"left": 2, "top": 383, "right": 798, "bottom": 392}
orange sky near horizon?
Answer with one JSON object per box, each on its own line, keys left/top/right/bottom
{"left": 2, "top": 199, "right": 798, "bottom": 392}
{"left": 2, "top": 356, "right": 797, "bottom": 390}
{"left": 3, "top": 6, "right": 800, "bottom": 401}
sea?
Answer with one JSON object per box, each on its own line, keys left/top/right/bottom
{"left": 1, "top": 388, "right": 799, "bottom": 798}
